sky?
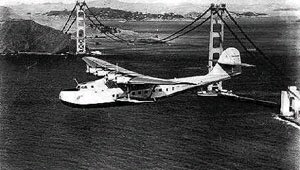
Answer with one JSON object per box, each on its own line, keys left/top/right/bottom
{"left": 0, "top": 0, "right": 299, "bottom": 7}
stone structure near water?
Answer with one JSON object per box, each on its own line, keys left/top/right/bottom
{"left": 280, "top": 86, "right": 300, "bottom": 122}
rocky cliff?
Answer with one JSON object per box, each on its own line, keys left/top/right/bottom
{"left": 0, "top": 19, "right": 72, "bottom": 54}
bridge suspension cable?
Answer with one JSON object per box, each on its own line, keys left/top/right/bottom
{"left": 104, "top": 32, "right": 122, "bottom": 41}
{"left": 216, "top": 10, "right": 298, "bottom": 99}
{"left": 161, "top": 10, "right": 220, "bottom": 43}
{"left": 64, "top": 15, "right": 77, "bottom": 34}
{"left": 85, "top": 1, "right": 215, "bottom": 44}
{"left": 160, "top": 7, "right": 211, "bottom": 41}
{"left": 215, "top": 13, "right": 255, "bottom": 58}
{"left": 84, "top": 2, "right": 105, "bottom": 27}
{"left": 84, "top": 2, "right": 132, "bottom": 43}
{"left": 84, "top": 8, "right": 129, "bottom": 43}
{"left": 224, "top": 9, "right": 288, "bottom": 80}
{"left": 61, "top": 3, "right": 77, "bottom": 32}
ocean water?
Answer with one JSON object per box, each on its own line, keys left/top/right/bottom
{"left": 0, "top": 18, "right": 300, "bottom": 169}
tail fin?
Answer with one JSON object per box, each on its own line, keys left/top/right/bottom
{"left": 210, "top": 47, "right": 253, "bottom": 77}
{"left": 216, "top": 47, "right": 242, "bottom": 76}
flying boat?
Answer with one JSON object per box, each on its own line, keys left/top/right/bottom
{"left": 59, "top": 47, "right": 251, "bottom": 107}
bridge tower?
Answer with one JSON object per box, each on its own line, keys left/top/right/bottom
{"left": 76, "top": 1, "right": 86, "bottom": 54}
{"left": 207, "top": 4, "right": 226, "bottom": 93}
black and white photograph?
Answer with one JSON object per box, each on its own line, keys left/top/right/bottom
{"left": 0, "top": 0, "right": 300, "bottom": 169}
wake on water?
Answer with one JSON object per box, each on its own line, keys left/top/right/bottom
{"left": 274, "top": 115, "right": 300, "bottom": 130}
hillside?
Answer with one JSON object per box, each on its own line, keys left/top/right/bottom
{"left": 229, "top": 11, "right": 268, "bottom": 17}
{"left": 0, "top": 6, "right": 22, "bottom": 21}
{"left": 0, "top": 20, "right": 72, "bottom": 54}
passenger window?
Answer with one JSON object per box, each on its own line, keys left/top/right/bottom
{"left": 132, "top": 92, "right": 135, "bottom": 95}
{"left": 172, "top": 87, "right": 174, "bottom": 91}
{"left": 145, "top": 91, "right": 148, "bottom": 94}
{"left": 166, "top": 88, "right": 168, "bottom": 91}
{"left": 159, "top": 89, "right": 162, "bottom": 92}
{"left": 112, "top": 94, "right": 115, "bottom": 97}
{"left": 91, "top": 86, "right": 94, "bottom": 88}
{"left": 138, "top": 91, "right": 141, "bottom": 94}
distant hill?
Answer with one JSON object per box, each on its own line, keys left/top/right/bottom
{"left": 0, "top": 20, "right": 72, "bottom": 54}
{"left": 44, "top": 7, "right": 185, "bottom": 21}
{"left": 183, "top": 11, "right": 268, "bottom": 20}
{"left": 9, "top": 3, "right": 73, "bottom": 16}
{"left": 273, "top": 8, "right": 299, "bottom": 12}
{"left": 87, "top": 0, "right": 207, "bottom": 15}
{"left": 184, "top": 12, "right": 202, "bottom": 20}
{"left": 0, "top": 6, "right": 22, "bottom": 21}
{"left": 229, "top": 11, "right": 268, "bottom": 17}
{"left": 9, "top": 0, "right": 207, "bottom": 16}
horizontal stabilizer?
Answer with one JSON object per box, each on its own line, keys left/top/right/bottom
{"left": 239, "top": 63, "right": 255, "bottom": 67}
{"left": 213, "top": 60, "right": 255, "bottom": 67}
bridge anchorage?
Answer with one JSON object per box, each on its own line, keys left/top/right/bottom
{"left": 280, "top": 87, "right": 300, "bottom": 123}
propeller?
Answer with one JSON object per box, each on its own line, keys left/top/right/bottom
{"left": 73, "top": 78, "right": 79, "bottom": 85}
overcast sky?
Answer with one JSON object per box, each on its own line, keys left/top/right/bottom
{"left": 0, "top": 0, "right": 299, "bottom": 7}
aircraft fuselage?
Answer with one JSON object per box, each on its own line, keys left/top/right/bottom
{"left": 59, "top": 78, "right": 196, "bottom": 106}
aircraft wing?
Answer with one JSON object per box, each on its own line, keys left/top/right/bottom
{"left": 83, "top": 56, "right": 141, "bottom": 77}
{"left": 82, "top": 57, "right": 183, "bottom": 85}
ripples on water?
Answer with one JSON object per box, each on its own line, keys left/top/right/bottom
{"left": 0, "top": 18, "right": 300, "bottom": 169}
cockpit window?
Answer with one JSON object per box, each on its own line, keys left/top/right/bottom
{"left": 80, "top": 86, "right": 87, "bottom": 89}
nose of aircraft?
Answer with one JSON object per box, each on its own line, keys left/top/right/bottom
{"left": 59, "top": 90, "right": 76, "bottom": 103}
{"left": 59, "top": 91, "right": 67, "bottom": 102}
{"left": 59, "top": 91, "right": 64, "bottom": 100}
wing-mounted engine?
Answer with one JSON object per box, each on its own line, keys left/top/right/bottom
{"left": 86, "top": 65, "right": 110, "bottom": 76}
{"left": 82, "top": 57, "right": 179, "bottom": 85}
{"left": 107, "top": 73, "right": 131, "bottom": 84}
{"left": 95, "top": 70, "right": 110, "bottom": 77}
{"left": 107, "top": 73, "right": 120, "bottom": 81}
{"left": 115, "top": 76, "right": 131, "bottom": 84}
